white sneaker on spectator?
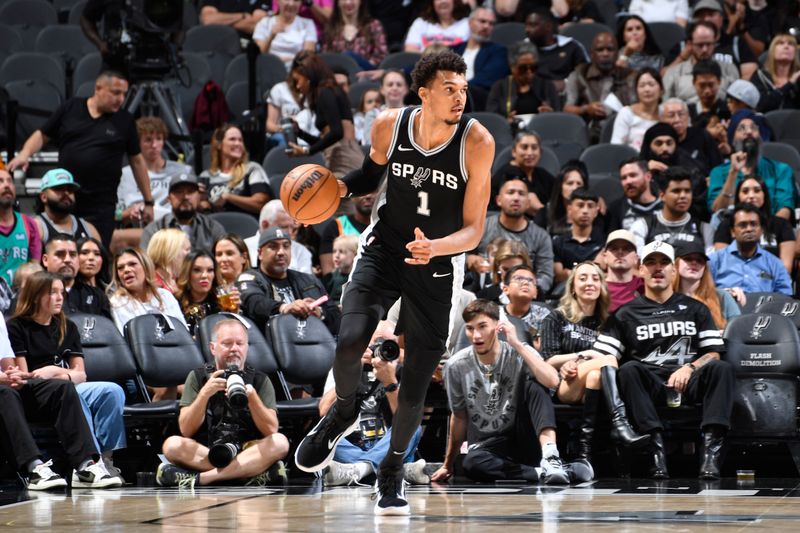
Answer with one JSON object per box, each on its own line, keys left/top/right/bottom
{"left": 403, "top": 459, "right": 430, "bottom": 485}
{"left": 73, "top": 460, "right": 123, "bottom": 489}
{"left": 540, "top": 452, "right": 569, "bottom": 485}
{"left": 323, "top": 461, "right": 372, "bottom": 487}
{"left": 27, "top": 460, "right": 67, "bottom": 491}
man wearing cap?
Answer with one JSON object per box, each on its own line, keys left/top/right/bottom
{"left": 674, "top": 240, "right": 741, "bottom": 323}
{"left": 592, "top": 241, "right": 734, "bottom": 480}
{"left": 708, "top": 203, "right": 793, "bottom": 296}
{"left": 113, "top": 117, "right": 193, "bottom": 251}
{"left": 600, "top": 230, "right": 643, "bottom": 313}
{"left": 237, "top": 227, "right": 340, "bottom": 334}
{"left": 726, "top": 79, "right": 760, "bottom": 114}
{"left": 7, "top": 71, "right": 154, "bottom": 247}
{"left": 0, "top": 169, "right": 42, "bottom": 286}
{"left": 140, "top": 174, "right": 226, "bottom": 252}
{"left": 35, "top": 169, "right": 101, "bottom": 244}
{"left": 709, "top": 110, "right": 794, "bottom": 219}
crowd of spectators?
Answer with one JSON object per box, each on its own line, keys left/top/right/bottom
{"left": 3, "top": 0, "right": 800, "bottom": 489}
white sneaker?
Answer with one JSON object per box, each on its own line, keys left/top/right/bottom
{"left": 27, "top": 460, "right": 67, "bottom": 491}
{"left": 323, "top": 461, "right": 372, "bottom": 487}
{"left": 73, "top": 460, "right": 123, "bottom": 489}
{"left": 540, "top": 453, "right": 569, "bottom": 485}
{"left": 403, "top": 459, "right": 430, "bottom": 485}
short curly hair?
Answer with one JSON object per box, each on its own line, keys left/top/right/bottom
{"left": 410, "top": 50, "right": 467, "bottom": 93}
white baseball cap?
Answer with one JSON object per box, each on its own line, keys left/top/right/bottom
{"left": 641, "top": 241, "right": 675, "bottom": 263}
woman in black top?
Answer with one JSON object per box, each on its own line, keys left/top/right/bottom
{"left": 175, "top": 251, "right": 222, "bottom": 337}
{"left": 540, "top": 262, "right": 647, "bottom": 463}
{"left": 287, "top": 51, "right": 363, "bottom": 177}
{"left": 77, "top": 237, "right": 111, "bottom": 288}
{"left": 486, "top": 42, "right": 559, "bottom": 128}
{"left": 6, "top": 271, "right": 125, "bottom": 488}
{"left": 712, "top": 175, "right": 796, "bottom": 272}
{"left": 490, "top": 131, "right": 555, "bottom": 215}
{"left": 535, "top": 160, "right": 589, "bottom": 236}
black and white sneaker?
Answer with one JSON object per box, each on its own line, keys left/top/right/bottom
{"left": 27, "top": 460, "right": 67, "bottom": 491}
{"left": 156, "top": 463, "right": 199, "bottom": 489}
{"left": 540, "top": 453, "right": 569, "bottom": 485}
{"left": 73, "top": 460, "right": 123, "bottom": 489}
{"left": 373, "top": 468, "right": 409, "bottom": 516}
{"left": 294, "top": 404, "right": 360, "bottom": 473}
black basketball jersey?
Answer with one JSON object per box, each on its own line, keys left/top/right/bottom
{"left": 644, "top": 212, "right": 704, "bottom": 249}
{"left": 38, "top": 213, "right": 93, "bottom": 243}
{"left": 594, "top": 293, "right": 725, "bottom": 372}
{"left": 371, "top": 107, "right": 475, "bottom": 254}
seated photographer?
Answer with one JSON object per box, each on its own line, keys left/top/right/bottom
{"left": 158, "top": 319, "right": 290, "bottom": 488}
{"left": 237, "top": 227, "right": 340, "bottom": 335}
{"left": 431, "top": 300, "right": 593, "bottom": 485}
{"left": 317, "top": 321, "right": 429, "bottom": 487}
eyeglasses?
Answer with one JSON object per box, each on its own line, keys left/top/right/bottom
{"left": 662, "top": 111, "right": 687, "bottom": 119}
{"left": 516, "top": 64, "right": 537, "bottom": 73}
{"left": 510, "top": 276, "right": 536, "bottom": 286}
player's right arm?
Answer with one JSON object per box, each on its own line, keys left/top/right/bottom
{"left": 336, "top": 108, "right": 402, "bottom": 197}
{"left": 430, "top": 409, "right": 467, "bottom": 482}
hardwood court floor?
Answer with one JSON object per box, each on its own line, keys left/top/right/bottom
{"left": 3, "top": 478, "right": 800, "bottom": 532}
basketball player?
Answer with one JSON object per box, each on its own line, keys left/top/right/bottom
{"left": 294, "top": 51, "right": 495, "bottom": 515}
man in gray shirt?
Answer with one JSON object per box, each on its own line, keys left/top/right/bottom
{"left": 473, "top": 175, "right": 554, "bottom": 293}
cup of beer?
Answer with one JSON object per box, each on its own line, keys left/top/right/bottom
{"left": 216, "top": 285, "right": 239, "bottom": 312}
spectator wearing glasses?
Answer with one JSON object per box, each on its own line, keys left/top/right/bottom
{"left": 500, "top": 264, "right": 552, "bottom": 339}
{"left": 663, "top": 22, "right": 739, "bottom": 105}
{"left": 708, "top": 203, "right": 793, "bottom": 295}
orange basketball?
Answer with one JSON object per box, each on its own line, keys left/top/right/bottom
{"left": 280, "top": 164, "right": 341, "bottom": 224}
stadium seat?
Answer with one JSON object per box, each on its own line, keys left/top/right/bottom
{"left": 762, "top": 142, "right": 800, "bottom": 181}
{"left": 589, "top": 173, "right": 624, "bottom": 204}
{"left": 1, "top": 52, "right": 66, "bottom": 100}
{"left": 468, "top": 112, "right": 514, "bottom": 150}
{"left": 765, "top": 109, "right": 800, "bottom": 141}
{"left": 379, "top": 52, "right": 421, "bottom": 70}
{"left": 649, "top": 22, "right": 685, "bottom": 56}
{"left": 173, "top": 52, "right": 213, "bottom": 121}
{"left": 741, "top": 292, "right": 796, "bottom": 314}
{"left": 579, "top": 143, "right": 639, "bottom": 175}
{"left": 262, "top": 146, "right": 326, "bottom": 198}
{"left": 599, "top": 111, "right": 616, "bottom": 143}
{"left": 319, "top": 52, "right": 362, "bottom": 82}
{"left": 560, "top": 22, "right": 610, "bottom": 54}
{"left": 35, "top": 24, "right": 96, "bottom": 72}
{"left": 225, "top": 80, "right": 251, "bottom": 118}
{"left": 0, "top": 0, "right": 58, "bottom": 50}
{"left": 268, "top": 314, "right": 337, "bottom": 416}
{"left": 348, "top": 79, "right": 380, "bottom": 110}
{"left": 72, "top": 52, "right": 102, "bottom": 96}
{"left": 528, "top": 112, "right": 590, "bottom": 165}
{"left": 723, "top": 313, "right": 800, "bottom": 437}
{"left": 223, "top": 52, "right": 287, "bottom": 97}
{"left": 69, "top": 313, "right": 140, "bottom": 390}
{"left": 184, "top": 25, "right": 242, "bottom": 84}
{"left": 67, "top": 0, "right": 87, "bottom": 25}
{"left": 209, "top": 211, "right": 260, "bottom": 237}
{"left": 756, "top": 300, "right": 800, "bottom": 331}
{"left": 54, "top": 0, "right": 85, "bottom": 23}
{"left": 491, "top": 144, "right": 560, "bottom": 177}
{"left": 124, "top": 314, "right": 205, "bottom": 418}
{"left": 0, "top": 24, "right": 24, "bottom": 67}
{"left": 3, "top": 80, "right": 63, "bottom": 149}
{"left": 489, "top": 22, "right": 526, "bottom": 49}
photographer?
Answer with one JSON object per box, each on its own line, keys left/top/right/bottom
{"left": 316, "top": 321, "right": 429, "bottom": 487}
{"left": 157, "top": 319, "right": 289, "bottom": 487}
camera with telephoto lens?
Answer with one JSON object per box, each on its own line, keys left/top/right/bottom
{"left": 224, "top": 364, "right": 248, "bottom": 409}
{"left": 208, "top": 422, "right": 241, "bottom": 468}
{"left": 368, "top": 338, "right": 400, "bottom": 362}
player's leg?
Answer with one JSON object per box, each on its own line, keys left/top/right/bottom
{"left": 295, "top": 245, "right": 400, "bottom": 472}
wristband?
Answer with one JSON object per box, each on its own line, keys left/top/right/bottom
{"left": 684, "top": 362, "right": 696, "bottom": 372}
{"left": 384, "top": 382, "right": 399, "bottom": 393}
{"left": 143, "top": 199, "right": 155, "bottom": 206}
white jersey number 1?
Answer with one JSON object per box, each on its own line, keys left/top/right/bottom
{"left": 417, "top": 191, "right": 431, "bottom": 216}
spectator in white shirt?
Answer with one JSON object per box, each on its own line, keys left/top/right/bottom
{"left": 404, "top": 0, "right": 471, "bottom": 52}
{"left": 253, "top": 0, "right": 317, "bottom": 68}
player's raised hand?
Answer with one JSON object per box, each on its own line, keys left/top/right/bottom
{"left": 405, "top": 227, "right": 434, "bottom": 265}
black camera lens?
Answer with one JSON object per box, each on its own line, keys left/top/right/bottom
{"left": 370, "top": 338, "right": 400, "bottom": 362}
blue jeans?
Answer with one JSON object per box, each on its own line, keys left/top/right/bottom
{"left": 334, "top": 427, "right": 423, "bottom": 469}
{"left": 76, "top": 382, "right": 127, "bottom": 453}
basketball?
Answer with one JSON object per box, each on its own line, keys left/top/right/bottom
{"left": 280, "top": 164, "right": 341, "bottom": 224}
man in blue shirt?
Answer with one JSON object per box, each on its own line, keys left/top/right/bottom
{"left": 708, "top": 204, "right": 792, "bottom": 295}
{"left": 707, "top": 110, "right": 794, "bottom": 219}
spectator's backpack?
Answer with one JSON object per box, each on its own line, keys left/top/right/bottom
{"left": 190, "top": 81, "right": 231, "bottom": 132}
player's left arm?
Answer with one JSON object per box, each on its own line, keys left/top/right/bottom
{"left": 406, "top": 124, "right": 495, "bottom": 264}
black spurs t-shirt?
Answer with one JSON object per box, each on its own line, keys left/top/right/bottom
{"left": 6, "top": 317, "right": 83, "bottom": 371}
{"left": 594, "top": 293, "right": 725, "bottom": 375}
{"left": 42, "top": 98, "right": 140, "bottom": 204}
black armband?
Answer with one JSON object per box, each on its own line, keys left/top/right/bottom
{"left": 340, "top": 156, "right": 387, "bottom": 197}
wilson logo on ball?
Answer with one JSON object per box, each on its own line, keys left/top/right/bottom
{"left": 292, "top": 170, "right": 324, "bottom": 202}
